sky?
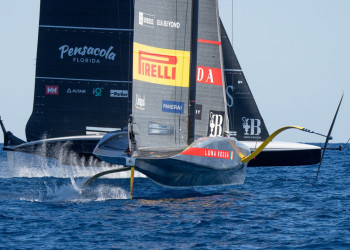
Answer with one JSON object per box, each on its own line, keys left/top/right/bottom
{"left": 0, "top": 0, "right": 349, "bottom": 144}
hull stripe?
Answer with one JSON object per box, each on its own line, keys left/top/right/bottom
{"left": 181, "top": 147, "right": 233, "bottom": 160}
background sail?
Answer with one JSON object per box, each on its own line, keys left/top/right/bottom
{"left": 220, "top": 21, "right": 269, "bottom": 141}
{"left": 25, "top": 0, "right": 134, "bottom": 141}
{"left": 194, "top": 0, "right": 228, "bottom": 138}
{"left": 132, "top": 0, "right": 193, "bottom": 150}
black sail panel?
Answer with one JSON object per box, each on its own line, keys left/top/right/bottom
{"left": 195, "top": 0, "right": 228, "bottom": 138}
{"left": 25, "top": 0, "right": 134, "bottom": 141}
{"left": 132, "top": 0, "right": 193, "bottom": 150}
{"left": 220, "top": 21, "right": 269, "bottom": 141}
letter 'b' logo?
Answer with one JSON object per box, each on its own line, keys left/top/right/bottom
{"left": 242, "top": 117, "right": 261, "bottom": 136}
{"left": 208, "top": 110, "right": 225, "bottom": 137}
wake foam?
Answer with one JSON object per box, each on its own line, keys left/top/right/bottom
{"left": 20, "top": 178, "right": 130, "bottom": 202}
{"left": 2, "top": 151, "right": 144, "bottom": 179}
{"left": 1, "top": 149, "right": 137, "bottom": 201}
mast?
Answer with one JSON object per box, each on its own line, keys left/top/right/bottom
{"left": 216, "top": 1, "right": 230, "bottom": 135}
{"left": 188, "top": 0, "right": 199, "bottom": 145}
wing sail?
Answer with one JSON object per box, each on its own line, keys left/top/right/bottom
{"left": 132, "top": 0, "right": 193, "bottom": 150}
{"left": 26, "top": 0, "right": 134, "bottom": 141}
{"left": 220, "top": 20, "right": 269, "bottom": 141}
{"left": 194, "top": 0, "right": 228, "bottom": 138}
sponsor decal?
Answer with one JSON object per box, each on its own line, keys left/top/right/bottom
{"left": 208, "top": 110, "right": 225, "bottom": 137}
{"left": 135, "top": 94, "right": 145, "bottom": 110}
{"left": 242, "top": 117, "right": 261, "bottom": 136}
{"left": 139, "top": 12, "right": 155, "bottom": 28}
{"left": 67, "top": 88, "right": 86, "bottom": 94}
{"left": 162, "top": 100, "right": 184, "bottom": 114}
{"left": 133, "top": 42, "right": 190, "bottom": 87}
{"left": 93, "top": 88, "right": 102, "bottom": 97}
{"left": 181, "top": 147, "right": 234, "bottom": 160}
{"left": 197, "top": 66, "right": 223, "bottom": 86}
{"left": 195, "top": 104, "right": 202, "bottom": 120}
{"left": 139, "top": 51, "right": 176, "bottom": 80}
{"left": 148, "top": 122, "right": 174, "bottom": 135}
{"left": 157, "top": 19, "right": 181, "bottom": 29}
{"left": 46, "top": 85, "right": 59, "bottom": 95}
{"left": 226, "top": 86, "right": 234, "bottom": 108}
{"left": 58, "top": 45, "right": 116, "bottom": 64}
{"left": 110, "top": 90, "right": 128, "bottom": 98}
{"left": 138, "top": 11, "right": 181, "bottom": 29}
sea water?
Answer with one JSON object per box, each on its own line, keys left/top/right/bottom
{"left": 0, "top": 143, "right": 349, "bottom": 249}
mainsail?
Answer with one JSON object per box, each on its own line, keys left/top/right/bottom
{"left": 220, "top": 21, "right": 269, "bottom": 141}
{"left": 25, "top": 0, "right": 134, "bottom": 141}
{"left": 195, "top": 0, "right": 228, "bottom": 138}
{"left": 25, "top": 0, "right": 267, "bottom": 144}
{"left": 132, "top": 0, "right": 193, "bottom": 150}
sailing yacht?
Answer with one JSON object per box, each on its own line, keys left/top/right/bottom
{"left": 2, "top": 0, "right": 323, "bottom": 169}
{"left": 88, "top": 0, "right": 337, "bottom": 190}
{"left": 1, "top": 0, "right": 134, "bottom": 166}
{"left": 92, "top": 0, "right": 252, "bottom": 187}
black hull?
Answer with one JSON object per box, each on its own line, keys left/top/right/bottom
{"left": 135, "top": 158, "right": 247, "bottom": 187}
{"left": 248, "top": 148, "right": 321, "bottom": 167}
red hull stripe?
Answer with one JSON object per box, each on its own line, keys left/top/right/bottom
{"left": 198, "top": 39, "right": 222, "bottom": 45}
{"left": 181, "top": 147, "right": 234, "bottom": 160}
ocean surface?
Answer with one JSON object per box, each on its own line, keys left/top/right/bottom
{"left": 0, "top": 143, "right": 349, "bottom": 249}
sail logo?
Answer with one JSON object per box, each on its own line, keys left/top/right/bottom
{"left": 208, "top": 110, "right": 225, "bottom": 137}
{"left": 110, "top": 90, "right": 128, "bottom": 98}
{"left": 181, "top": 147, "right": 234, "bottom": 160}
{"left": 58, "top": 45, "right": 116, "bottom": 64}
{"left": 67, "top": 88, "right": 86, "bottom": 94}
{"left": 139, "top": 12, "right": 155, "bottom": 28}
{"left": 195, "top": 104, "right": 202, "bottom": 120}
{"left": 93, "top": 88, "right": 103, "bottom": 97}
{"left": 157, "top": 20, "right": 181, "bottom": 29}
{"left": 226, "top": 86, "right": 234, "bottom": 108}
{"left": 197, "top": 66, "right": 223, "bottom": 86}
{"left": 138, "top": 50, "right": 176, "bottom": 80}
{"left": 242, "top": 117, "right": 261, "bottom": 136}
{"left": 46, "top": 85, "right": 59, "bottom": 95}
{"left": 133, "top": 43, "right": 190, "bottom": 87}
{"left": 135, "top": 94, "right": 145, "bottom": 110}
{"left": 162, "top": 100, "right": 184, "bottom": 114}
